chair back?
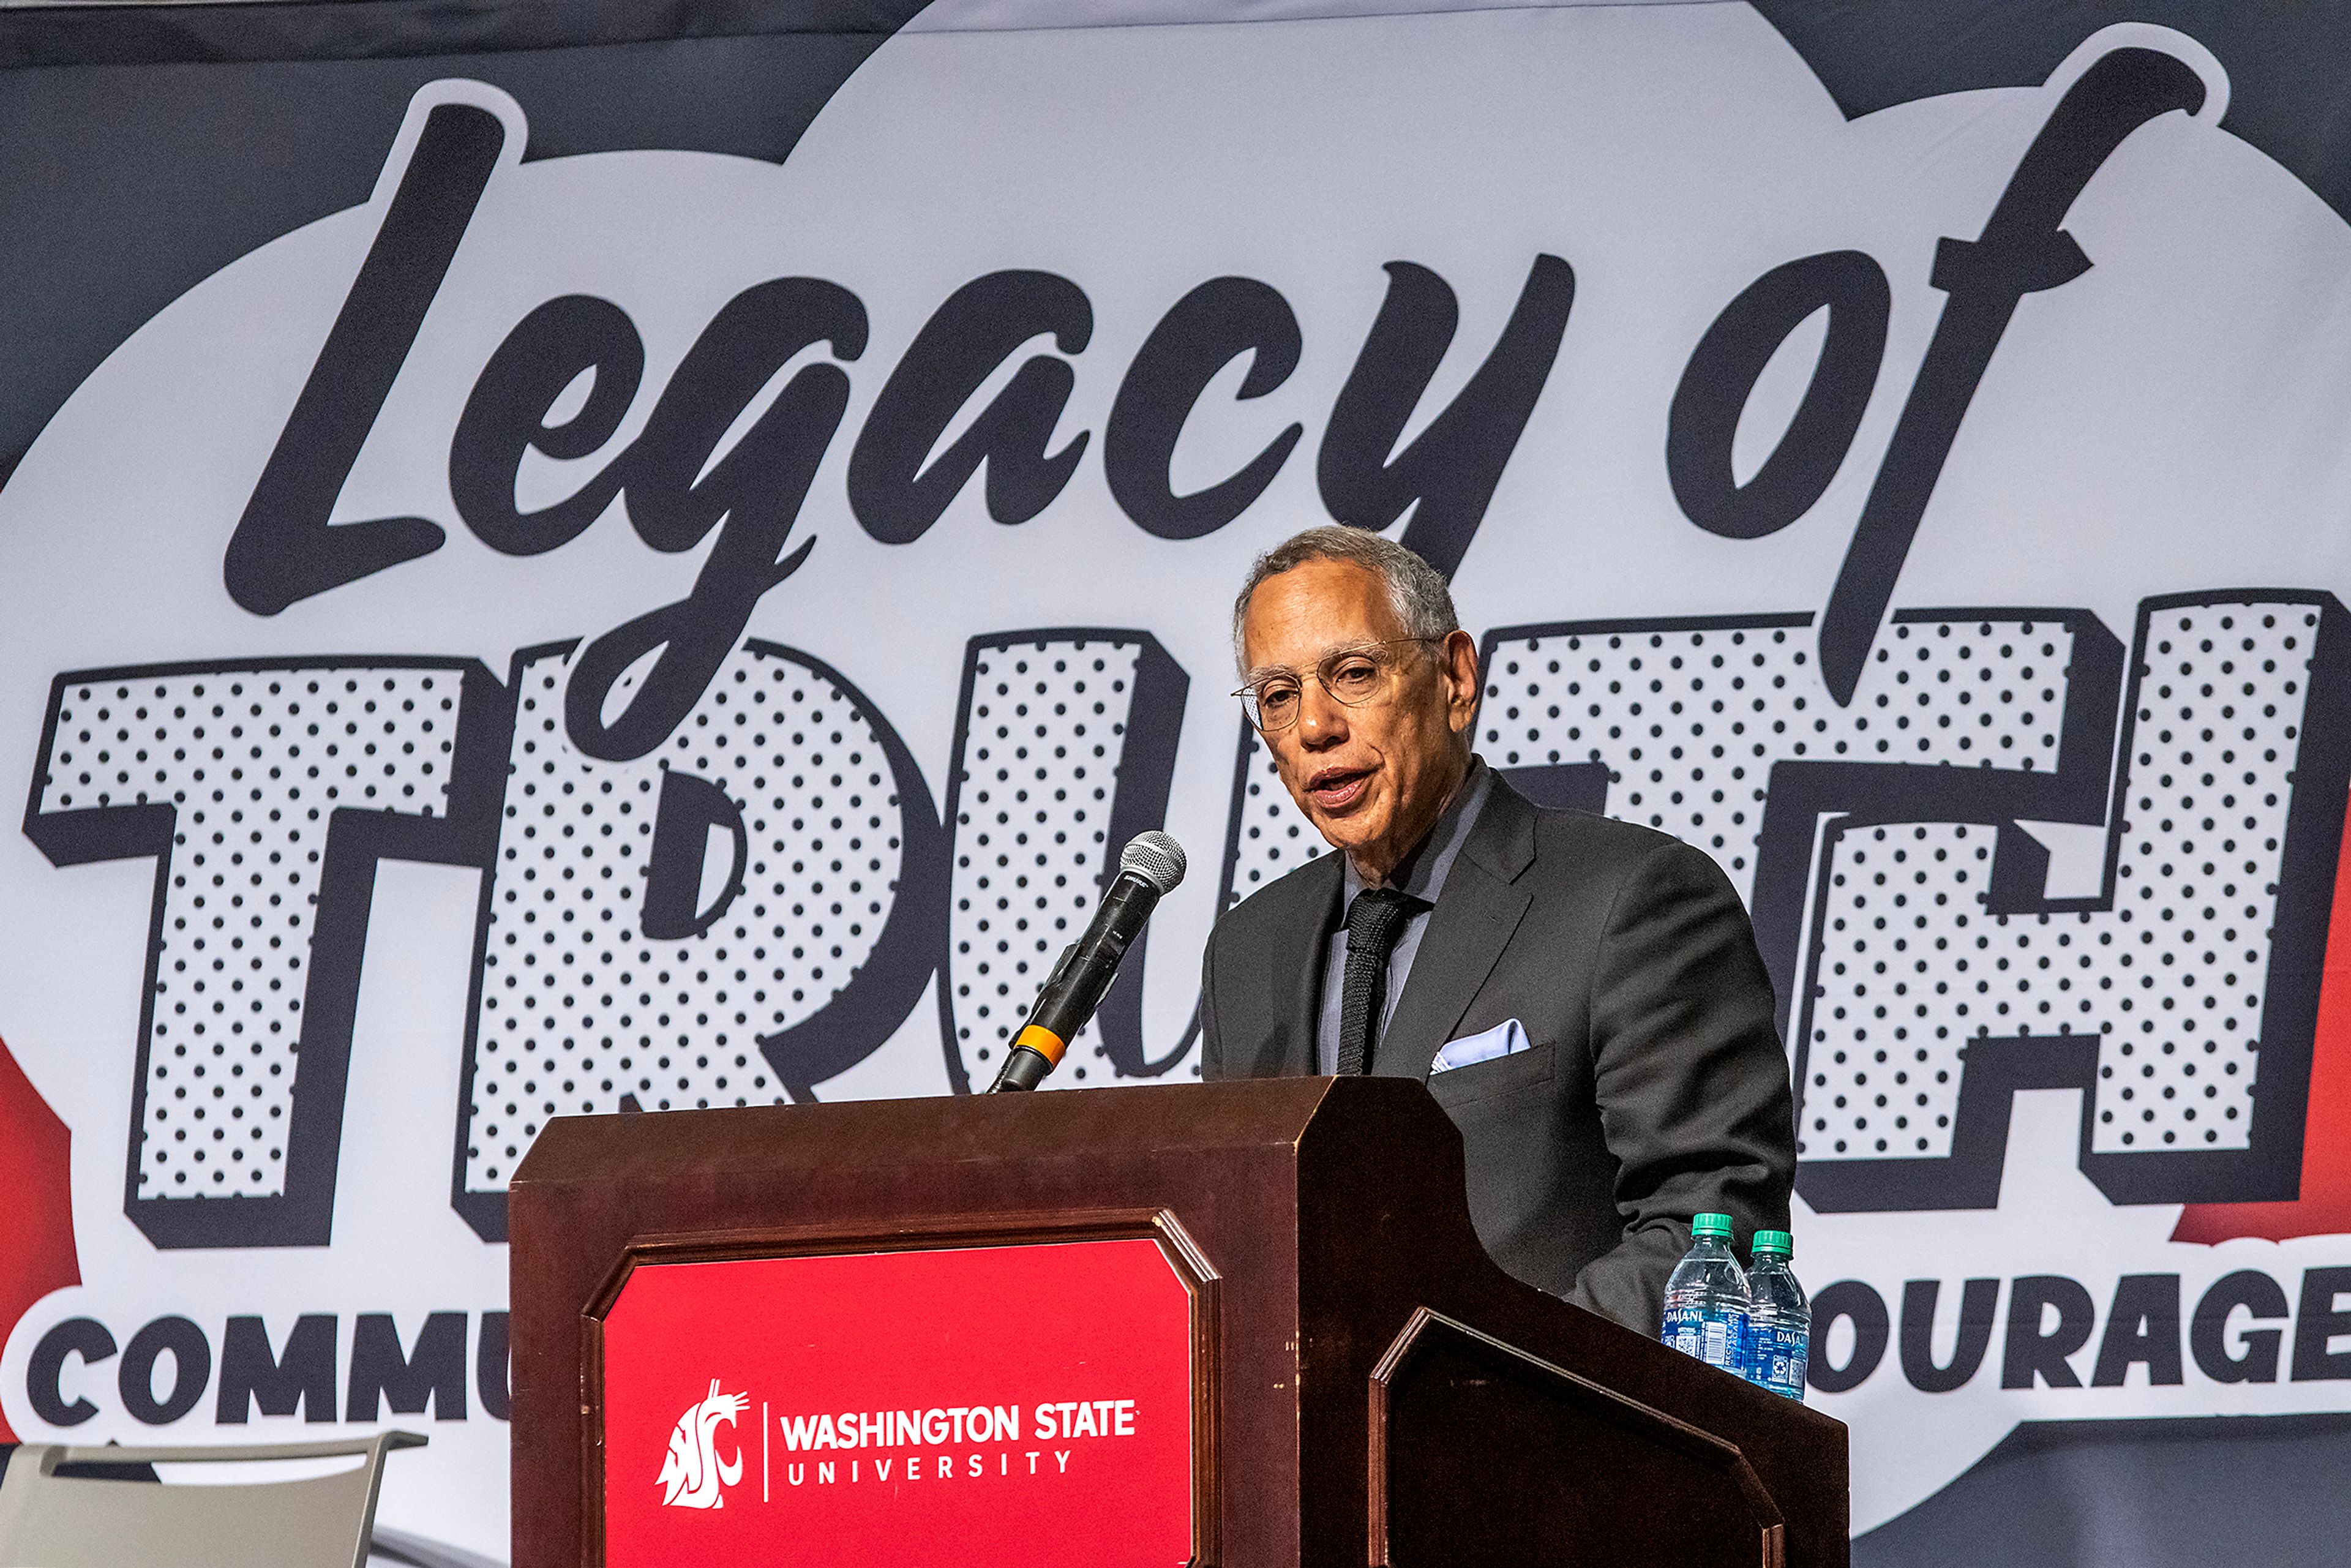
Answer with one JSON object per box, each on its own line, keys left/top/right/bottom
{"left": 0, "top": 1431, "right": 426, "bottom": 1568}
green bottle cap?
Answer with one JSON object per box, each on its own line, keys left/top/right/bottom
{"left": 1753, "top": 1229, "right": 1793, "bottom": 1256}
{"left": 1691, "top": 1212, "right": 1734, "bottom": 1240}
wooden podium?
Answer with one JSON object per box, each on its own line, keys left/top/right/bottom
{"left": 509, "top": 1076, "right": 1846, "bottom": 1567}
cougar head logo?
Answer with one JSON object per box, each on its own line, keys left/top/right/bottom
{"left": 657, "top": 1379, "right": 748, "bottom": 1508}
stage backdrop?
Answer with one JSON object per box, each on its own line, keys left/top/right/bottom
{"left": 2, "top": 1, "right": 2350, "bottom": 1562}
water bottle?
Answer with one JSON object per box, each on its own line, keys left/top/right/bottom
{"left": 1744, "top": 1229, "right": 1809, "bottom": 1401}
{"left": 1659, "top": 1212, "right": 1749, "bottom": 1374}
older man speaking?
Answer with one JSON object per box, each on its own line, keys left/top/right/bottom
{"left": 1199, "top": 526, "right": 1795, "bottom": 1334}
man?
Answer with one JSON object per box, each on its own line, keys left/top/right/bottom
{"left": 1199, "top": 526, "right": 1794, "bottom": 1334}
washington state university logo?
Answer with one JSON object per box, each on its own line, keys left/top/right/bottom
{"left": 657, "top": 1380, "right": 748, "bottom": 1509}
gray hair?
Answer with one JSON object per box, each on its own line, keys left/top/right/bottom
{"left": 1231, "top": 526, "right": 1460, "bottom": 673}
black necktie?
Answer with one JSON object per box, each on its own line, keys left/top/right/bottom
{"left": 1337, "top": 887, "right": 1420, "bottom": 1075}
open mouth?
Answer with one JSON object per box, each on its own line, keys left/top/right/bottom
{"left": 1304, "top": 766, "right": 1374, "bottom": 812}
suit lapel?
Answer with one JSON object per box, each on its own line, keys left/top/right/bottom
{"left": 1371, "top": 778, "right": 1538, "bottom": 1082}
{"left": 1252, "top": 851, "right": 1341, "bottom": 1077}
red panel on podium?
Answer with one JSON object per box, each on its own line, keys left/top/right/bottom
{"left": 589, "top": 1219, "right": 1213, "bottom": 1568}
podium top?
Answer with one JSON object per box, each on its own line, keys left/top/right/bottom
{"left": 516, "top": 1076, "right": 1378, "bottom": 1187}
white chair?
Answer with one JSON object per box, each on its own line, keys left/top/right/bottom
{"left": 0, "top": 1431, "right": 425, "bottom": 1568}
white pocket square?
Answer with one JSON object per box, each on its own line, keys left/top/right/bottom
{"left": 1430, "top": 1018, "right": 1530, "bottom": 1073}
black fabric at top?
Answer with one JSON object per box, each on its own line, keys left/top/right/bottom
{"left": 0, "top": 0, "right": 929, "bottom": 69}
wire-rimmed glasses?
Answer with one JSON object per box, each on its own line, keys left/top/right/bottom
{"left": 1232, "top": 637, "right": 1440, "bottom": 732}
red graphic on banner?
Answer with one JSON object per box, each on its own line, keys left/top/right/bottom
{"left": 0, "top": 1033, "right": 78, "bottom": 1442}
{"left": 599, "top": 1237, "right": 1196, "bottom": 1568}
{"left": 2176, "top": 804, "right": 2351, "bottom": 1244}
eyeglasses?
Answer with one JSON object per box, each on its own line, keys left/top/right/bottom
{"left": 1233, "top": 638, "right": 1440, "bottom": 732}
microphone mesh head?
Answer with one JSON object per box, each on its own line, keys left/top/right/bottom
{"left": 1119, "top": 831, "right": 1187, "bottom": 894}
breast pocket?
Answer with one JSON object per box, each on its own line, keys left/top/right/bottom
{"left": 1425, "top": 1037, "right": 1556, "bottom": 1109}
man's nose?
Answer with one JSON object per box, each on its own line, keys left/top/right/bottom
{"left": 1295, "top": 681, "right": 1349, "bottom": 746}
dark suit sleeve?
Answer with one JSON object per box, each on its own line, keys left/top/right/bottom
{"left": 1567, "top": 838, "right": 1796, "bottom": 1333}
{"left": 1198, "top": 922, "right": 1230, "bottom": 1081}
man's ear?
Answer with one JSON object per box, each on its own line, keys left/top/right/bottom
{"left": 1442, "top": 629, "right": 1480, "bottom": 734}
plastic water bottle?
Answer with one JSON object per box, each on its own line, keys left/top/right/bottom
{"left": 1744, "top": 1229, "right": 1809, "bottom": 1401}
{"left": 1659, "top": 1212, "right": 1749, "bottom": 1374}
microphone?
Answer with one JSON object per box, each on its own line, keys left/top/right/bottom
{"left": 988, "top": 831, "right": 1187, "bottom": 1093}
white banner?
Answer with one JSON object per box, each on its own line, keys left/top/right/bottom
{"left": 2, "top": 5, "right": 2349, "bottom": 1557}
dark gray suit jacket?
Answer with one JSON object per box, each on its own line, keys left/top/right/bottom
{"left": 1199, "top": 774, "right": 1796, "bottom": 1333}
